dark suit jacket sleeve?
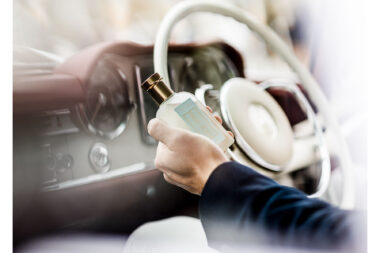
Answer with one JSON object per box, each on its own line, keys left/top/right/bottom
{"left": 199, "top": 161, "right": 355, "bottom": 250}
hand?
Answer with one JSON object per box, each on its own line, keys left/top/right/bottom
{"left": 147, "top": 107, "right": 233, "bottom": 195}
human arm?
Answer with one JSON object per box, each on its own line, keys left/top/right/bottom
{"left": 199, "top": 161, "right": 354, "bottom": 250}
{"left": 147, "top": 118, "right": 355, "bottom": 250}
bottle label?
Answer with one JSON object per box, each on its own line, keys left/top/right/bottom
{"left": 175, "top": 98, "right": 224, "bottom": 144}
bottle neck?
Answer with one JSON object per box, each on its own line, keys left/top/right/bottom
{"left": 160, "top": 93, "right": 175, "bottom": 105}
{"left": 151, "top": 81, "right": 174, "bottom": 105}
{"left": 141, "top": 73, "right": 175, "bottom": 104}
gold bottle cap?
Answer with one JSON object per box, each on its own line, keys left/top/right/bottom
{"left": 141, "top": 73, "right": 174, "bottom": 104}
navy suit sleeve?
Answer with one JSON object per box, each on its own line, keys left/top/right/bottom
{"left": 199, "top": 162, "right": 355, "bottom": 250}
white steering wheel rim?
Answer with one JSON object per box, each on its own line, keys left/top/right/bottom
{"left": 153, "top": 0, "right": 355, "bottom": 208}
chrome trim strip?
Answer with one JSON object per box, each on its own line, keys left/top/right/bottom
{"left": 42, "top": 162, "right": 153, "bottom": 192}
{"left": 41, "top": 128, "right": 79, "bottom": 136}
{"left": 42, "top": 109, "right": 71, "bottom": 116}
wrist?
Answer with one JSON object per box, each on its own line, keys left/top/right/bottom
{"left": 200, "top": 156, "right": 229, "bottom": 194}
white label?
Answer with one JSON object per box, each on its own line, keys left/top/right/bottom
{"left": 175, "top": 98, "right": 224, "bottom": 144}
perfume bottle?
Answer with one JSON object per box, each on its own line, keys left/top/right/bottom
{"left": 142, "top": 73, "right": 234, "bottom": 151}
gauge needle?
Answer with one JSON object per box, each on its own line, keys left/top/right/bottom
{"left": 91, "top": 93, "right": 107, "bottom": 123}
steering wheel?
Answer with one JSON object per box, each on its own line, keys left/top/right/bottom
{"left": 153, "top": 0, "right": 355, "bottom": 208}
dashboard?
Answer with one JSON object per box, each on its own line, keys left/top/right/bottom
{"left": 13, "top": 42, "right": 244, "bottom": 245}
{"left": 15, "top": 43, "right": 242, "bottom": 190}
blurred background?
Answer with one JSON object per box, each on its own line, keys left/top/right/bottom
{"left": 14, "top": 0, "right": 304, "bottom": 80}
{"left": 13, "top": 0, "right": 367, "bottom": 207}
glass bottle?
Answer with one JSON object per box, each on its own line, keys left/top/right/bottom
{"left": 142, "top": 73, "right": 234, "bottom": 151}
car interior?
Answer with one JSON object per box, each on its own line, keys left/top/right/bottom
{"left": 13, "top": 0, "right": 367, "bottom": 251}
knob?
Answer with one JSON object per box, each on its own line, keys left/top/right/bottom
{"left": 89, "top": 143, "right": 110, "bottom": 173}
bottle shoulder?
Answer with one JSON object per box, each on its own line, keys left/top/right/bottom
{"left": 162, "top": 91, "right": 196, "bottom": 105}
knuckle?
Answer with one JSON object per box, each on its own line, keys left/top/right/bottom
{"left": 169, "top": 133, "right": 184, "bottom": 147}
{"left": 168, "top": 130, "right": 200, "bottom": 150}
{"left": 171, "top": 133, "right": 182, "bottom": 143}
{"left": 178, "top": 133, "right": 194, "bottom": 145}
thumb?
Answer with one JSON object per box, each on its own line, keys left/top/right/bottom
{"left": 147, "top": 118, "right": 188, "bottom": 149}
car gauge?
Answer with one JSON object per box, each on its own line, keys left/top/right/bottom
{"left": 76, "top": 58, "right": 132, "bottom": 139}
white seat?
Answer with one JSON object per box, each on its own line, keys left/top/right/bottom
{"left": 124, "top": 216, "right": 217, "bottom": 253}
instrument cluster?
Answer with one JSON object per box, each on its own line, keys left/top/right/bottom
{"left": 76, "top": 56, "right": 133, "bottom": 139}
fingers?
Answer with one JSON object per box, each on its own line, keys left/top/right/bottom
{"left": 147, "top": 119, "right": 188, "bottom": 149}
{"left": 162, "top": 170, "right": 184, "bottom": 186}
{"left": 163, "top": 173, "right": 177, "bottom": 185}
{"left": 206, "top": 106, "right": 223, "bottom": 125}
{"left": 206, "top": 106, "right": 233, "bottom": 138}
{"left": 214, "top": 115, "right": 222, "bottom": 125}
{"left": 155, "top": 141, "right": 188, "bottom": 175}
{"left": 154, "top": 142, "right": 176, "bottom": 169}
{"left": 147, "top": 119, "right": 168, "bottom": 142}
{"left": 206, "top": 107, "right": 233, "bottom": 137}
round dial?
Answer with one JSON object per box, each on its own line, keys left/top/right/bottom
{"left": 78, "top": 58, "right": 131, "bottom": 139}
